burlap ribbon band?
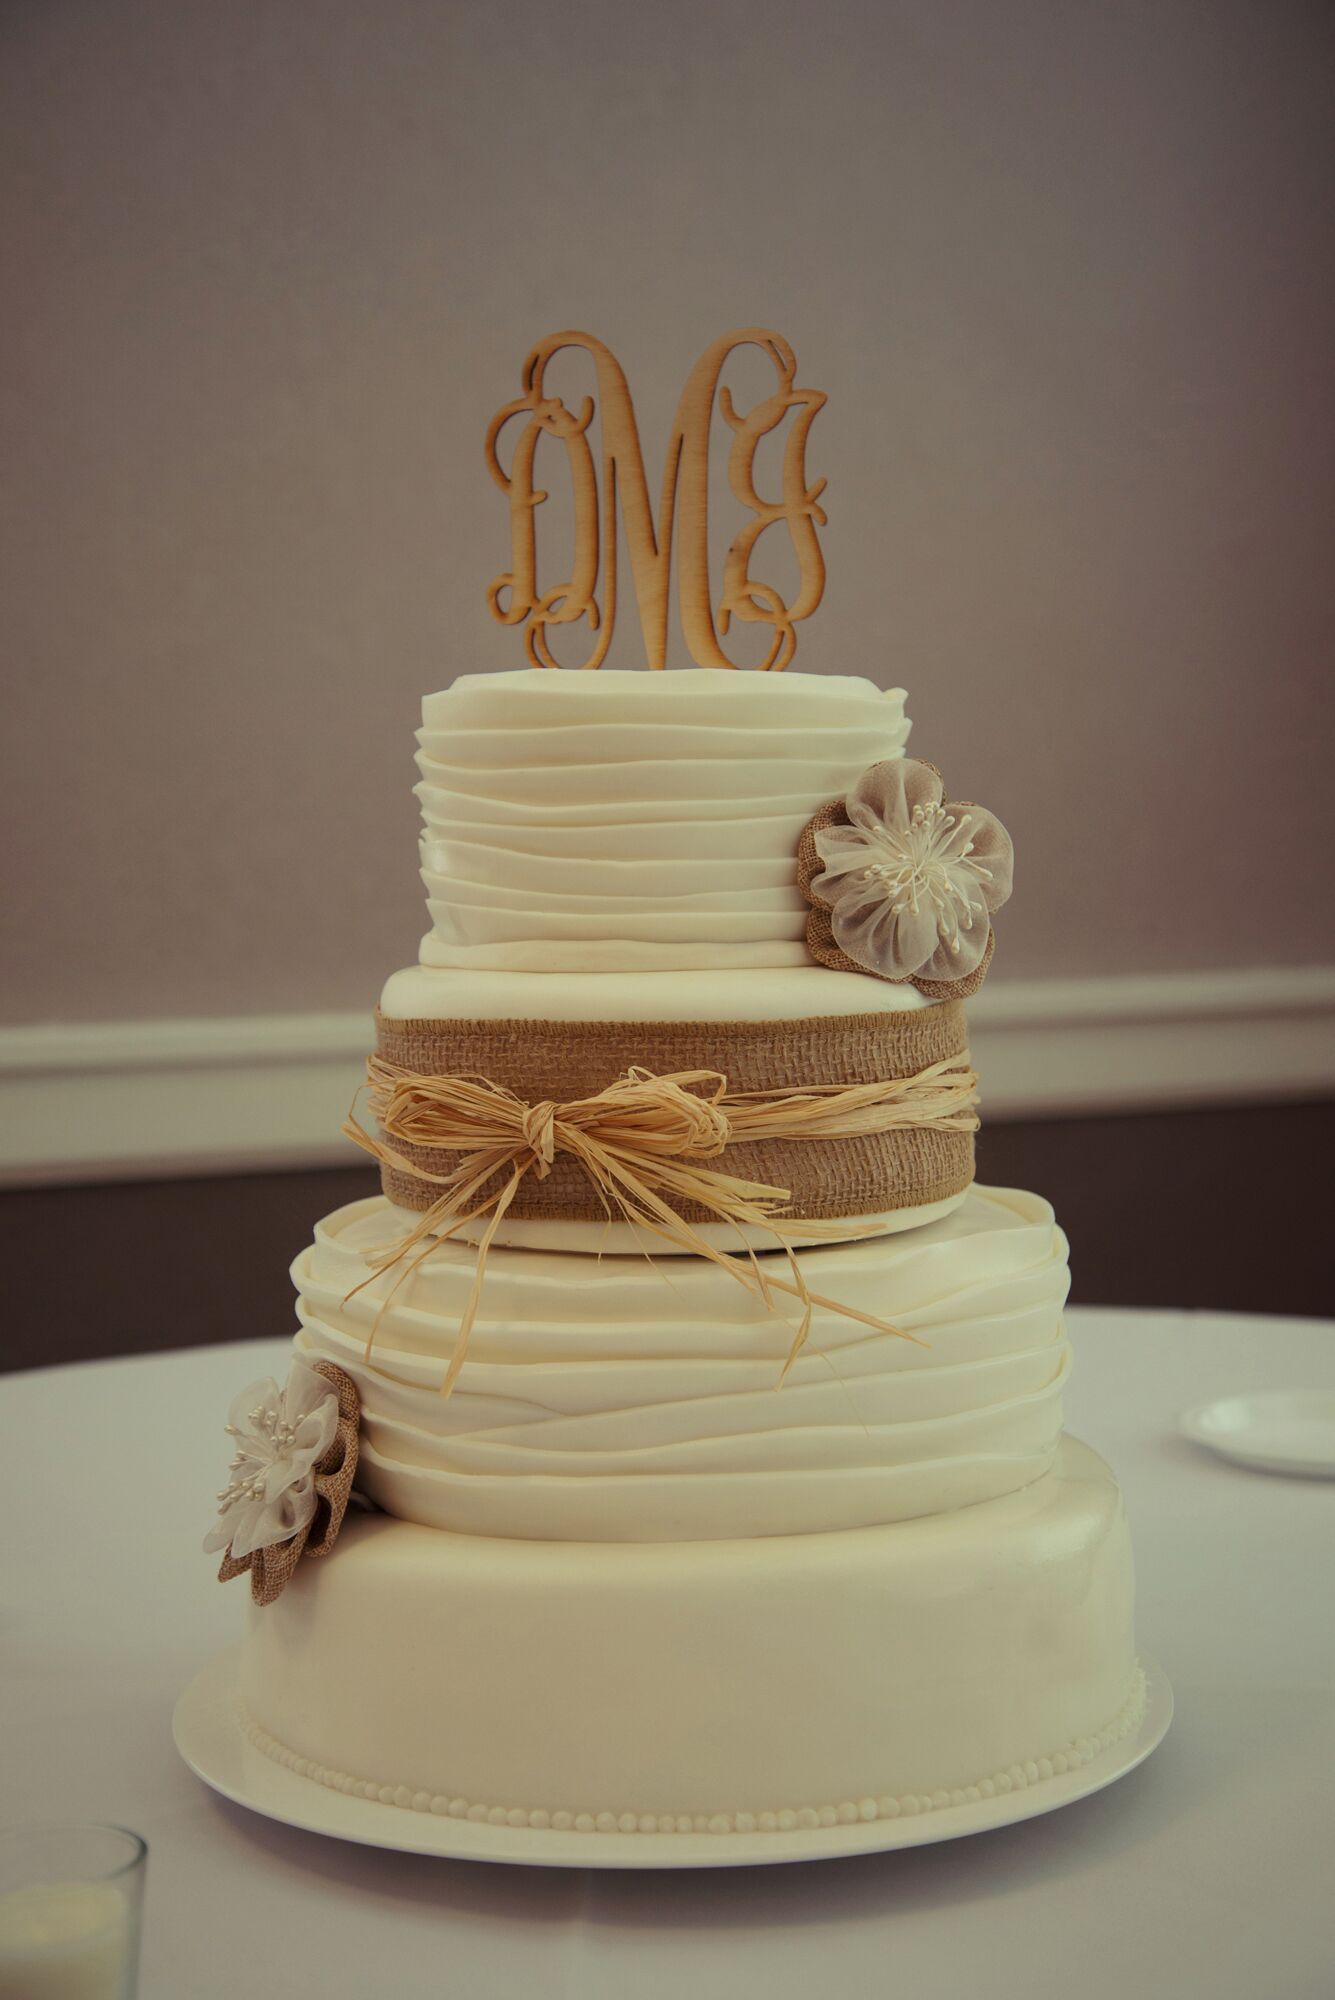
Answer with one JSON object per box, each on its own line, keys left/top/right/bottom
{"left": 366, "top": 1005, "right": 975, "bottom": 1225}
{"left": 341, "top": 1008, "right": 979, "bottom": 1392}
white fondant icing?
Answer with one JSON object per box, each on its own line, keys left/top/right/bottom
{"left": 237, "top": 1666, "right": 1148, "bottom": 1835}
{"left": 290, "top": 1185, "right": 1070, "bottom": 1541}
{"left": 413, "top": 670, "right": 910, "bottom": 972}
{"left": 239, "top": 1437, "right": 1136, "bottom": 1822}
{"left": 221, "top": 667, "right": 1143, "bottom": 1864}
{"left": 378, "top": 962, "right": 929, "bottom": 1021}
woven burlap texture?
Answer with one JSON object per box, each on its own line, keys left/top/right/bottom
{"left": 373, "top": 1006, "right": 974, "bottom": 1223}
{"left": 217, "top": 1360, "right": 361, "bottom": 1608}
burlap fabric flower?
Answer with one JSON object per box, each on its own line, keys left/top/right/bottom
{"left": 798, "top": 758, "right": 1013, "bottom": 999}
{"left": 207, "top": 1357, "right": 361, "bottom": 1607}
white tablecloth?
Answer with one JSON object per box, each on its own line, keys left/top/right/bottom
{"left": 4, "top": 1308, "right": 1334, "bottom": 1998}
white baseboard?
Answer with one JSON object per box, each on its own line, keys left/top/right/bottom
{"left": 2, "top": 968, "right": 1332, "bottom": 1188}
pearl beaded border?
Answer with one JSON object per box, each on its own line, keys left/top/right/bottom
{"left": 238, "top": 1663, "right": 1147, "bottom": 1837}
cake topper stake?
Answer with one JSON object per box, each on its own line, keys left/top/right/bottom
{"left": 486, "top": 329, "right": 827, "bottom": 669}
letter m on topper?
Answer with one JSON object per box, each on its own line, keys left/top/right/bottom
{"left": 485, "top": 329, "right": 828, "bottom": 671}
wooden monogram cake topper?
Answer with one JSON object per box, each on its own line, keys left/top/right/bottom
{"left": 485, "top": 328, "right": 827, "bottom": 670}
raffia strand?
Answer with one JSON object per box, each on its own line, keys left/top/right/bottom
{"left": 342, "top": 1056, "right": 980, "bottom": 1394}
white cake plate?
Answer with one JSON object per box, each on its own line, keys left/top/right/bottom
{"left": 174, "top": 1649, "right": 1172, "bottom": 1871}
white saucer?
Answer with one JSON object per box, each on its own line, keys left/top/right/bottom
{"left": 1179, "top": 1390, "right": 1335, "bottom": 1478}
{"left": 174, "top": 1649, "right": 1172, "bottom": 1871}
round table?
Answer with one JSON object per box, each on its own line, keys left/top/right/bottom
{"left": 5, "top": 1308, "right": 1333, "bottom": 1998}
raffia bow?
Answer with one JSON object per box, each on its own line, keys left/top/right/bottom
{"left": 342, "top": 1055, "right": 979, "bottom": 1395}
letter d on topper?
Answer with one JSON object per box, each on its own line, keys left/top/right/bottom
{"left": 485, "top": 329, "right": 827, "bottom": 670}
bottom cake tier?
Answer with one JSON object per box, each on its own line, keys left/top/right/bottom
{"left": 238, "top": 1436, "right": 1141, "bottom": 1835}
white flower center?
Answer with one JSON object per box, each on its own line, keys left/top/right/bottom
{"left": 857, "top": 799, "right": 993, "bottom": 956}
{"left": 215, "top": 1402, "right": 304, "bottom": 1513}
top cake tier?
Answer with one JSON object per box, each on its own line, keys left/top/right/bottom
{"left": 415, "top": 669, "right": 909, "bottom": 974}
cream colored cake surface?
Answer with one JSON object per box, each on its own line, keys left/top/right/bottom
{"left": 221, "top": 667, "right": 1144, "bottom": 1839}
{"left": 380, "top": 961, "right": 930, "bottom": 1022}
{"left": 292, "top": 1185, "right": 1070, "bottom": 1540}
{"left": 415, "top": 669, "right": 910, "bottom": 971}
{"left": 385, "top": 669, "right": 941, "bottom": 1248}
{"left": 240, "top": 1436, "right": 1140, "bottom": 1830}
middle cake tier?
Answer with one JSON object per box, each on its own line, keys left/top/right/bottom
{"left": 369, "top": 968, "right": 975, "bottom": 1250}
{"left": 292, "top": 1183, "right": 1070, "bottom": 1542}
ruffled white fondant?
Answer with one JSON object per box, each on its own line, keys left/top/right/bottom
{"left": 290, "top": 1186, "right": 1071, "bottom": 1541}
{"left": 414, "top": 669, "right": 910, "bottom": 973}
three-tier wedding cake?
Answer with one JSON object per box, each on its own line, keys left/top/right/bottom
{"left": 204, "top": 331, "right": 1144, "bottom": 1845}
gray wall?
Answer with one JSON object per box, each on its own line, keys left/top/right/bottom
{"left": 4, "top": 0, "right": 1332, "bottom": 1024}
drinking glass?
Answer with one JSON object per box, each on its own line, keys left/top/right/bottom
{"left": 0, "top": 1823, "right": 147, "bottom": 2000}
